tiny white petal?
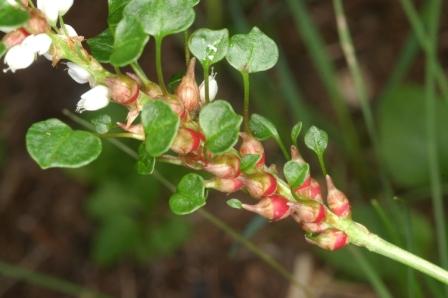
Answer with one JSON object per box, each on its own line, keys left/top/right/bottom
{"left": 62, "top": 24, "right": 78, "bottom": 37}
{"left": 76, "top": 85, "right": 110, "bottom": 113}
{"left": 37, "top": 0, "right": 59, "bottom": 24}
{"left": 4, "top": 44, "right": 35, "bottom": 73}
{"left": 22, "top": 34, "right": 52, "bottom": 55}
{"left": 6, "top": 0, "right": 19, "bottom": 6}
{"left": 199, "top": 72, "right": 218, "bottom": 103}
{"left": 67, "top": 62, "right": 91, "bottom": 84}
{"left": 57, "top": 0, "right": 74, "bottom": 16}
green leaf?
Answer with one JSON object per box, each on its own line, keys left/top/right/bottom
{"left": 87, "top": 30, "right": 114, "bottom": 63}
{"left": 291, "top": 121, "right": 303, "bottom": 145}
{"left": 108, "top": 0, "right": 132, "bottom": 33}
{"left": 169, "top": 173, "right": 206, "bottom": 215}
{"left": 226, "top": 27, "right": 279, "bottom": 73}
{"left": 26, "top": 119, "right": 102, "bottom": 169}
{"left": 92, "top": 216, "right": 139, "bottom": 266}
{"left": 136, "top": 144, "right": 155, "bottom": 175}
{"left": 110, "top": 17, "right": 149, "bottom": 66}
{"left": 240, "top": 154, "right": 259, "bottom": 173}
{"left": 0, "top": 43, "right": 6, "bottom": 59}
{"left": 199, "top": 100, "right": 243, "bottom": 154}
{"left": 304, "top": 125, "right": 328, "bottom": 157}
{"left": 91, "top": 114, "right": 112, "bottom": 134}
{"left": 124, "top": 0, "right": 195, "bottom": 38}
{"left": 189, "top": 28, "right": 229, "bottom": 66}
{"left": 141, "top": 100, "right": 180, "bottom": 157}
{"left": 226, "top": 198, "right": 243, "bottom": 209}
{"left": 283, "top": 160, "right": 310, "bottom": 189}
{"left": 249, "top": 113, "right": 279, "bottom": 141}
{"left": 0, "top": 1, "right": 29, "bottom": 28}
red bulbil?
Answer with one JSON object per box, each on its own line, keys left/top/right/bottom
{"left": 289, "top": 201, "right": 326, "bottom": 224}
{"left": 176, "top": 58, "right": 200, "bottom": 112}
{"left": 239, "top": 133, "right": 265, "bottom": 167}
{"left": 209, "top": 176, "right": 244, "bottom": 193}
{"left": 171, "top": 128, "right": 204, "bottom": 155}
{"left": 105, "top": 75, "right": 140, "bottom": 105}
{"left": 294, "top": 177, "right": 323, "bottom": 202}
{"left": 242, "top": 194, "right": 290, "bottom": 221}
{"left": 26, "top": 10, "right": 49, "bottom": 34}
{"left": 244, "top": 172, "right": 277, "bottom": 199}
{"left": 166, "top": 97, "right": 187, "bottom": 120}
{"left": 204, "top": 153, "right": 240, "bottom": 179}
{"left": 306, "top": 229, "right": 349, "bottom": 251}
{"left": 326, "top": 175, "right": 351, "bottom": 218}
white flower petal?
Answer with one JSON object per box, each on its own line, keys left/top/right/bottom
{"left": 37, "top": 0, "right": 59, "bottom": 24}
{"left": 67, "top": 62, "right": 91, "bottom": 84}
{"left": 22, "top": 34, "right": 52, "bottom": 55}
{"left": 4, "top": 44, "right": 35, "bottom": 73}
{"left": 57, "top": 0, "right": 73, "bottom": 16}
{"left": 6, "top": 0, "right": 19, "bottom": 6}
{"left": 76, "top": 85, "right": 110, "bottom": 112}
{"left": 199, "top": 72, "right": 218, "bottom": 103}
{"left": 62, "top": 24, "right": 78, "bottom": 37}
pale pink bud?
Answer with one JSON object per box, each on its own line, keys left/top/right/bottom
{"left": 207, "top": 176, "right": 244, "bottom": 193}
{"left": 294, "top": 177, "right": 323, "bottom": 202}
{"left": 25, "top": 10, "right": 49, "bottom": 34}
{"left": 289, "top": 201, "right": 326, "bottom": 224}
{"left": 166, "top": 97, "right": 187, "bottom": 120}
{"left": 301, "top": 222, "right": 330, "bottom": 233}
{"left": 239, "top": 132, "right": 265, "bottom": 168}
{"left": 242, "top": 194, "right": 290, "bottom": 221}
{"left": 176, "top": 58, "right": 200, "bottom": 112}
{"left": 326, "top": 175, "right": 351, "bottom": 218}
{"left": 3, "top": 29, "right": 29, "bottom": 48}
{"left": 105, "top": 75, "right": 140, "bottom": 105}
{"left": 244, "top": 172, "right": 277, "bottom": 199}
{"left": 204, "top": 153, "right": 240, "bottom": 179}
{"left": 171, "top": 128, "right": 204, "bottom": 155}
{"left": 306, "top": 229, "right": 349, "bottom": 251}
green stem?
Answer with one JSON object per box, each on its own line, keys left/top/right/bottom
{"left": 102, "top": 132, "right": 144, "bottom": 140}
{"left": 242, "top": 71, "right": 250, "bottom": 133}
{"left": 130, "top": 62, "right": 150, "bottom": 86}
{"left": 203, "top": 64, "right": 210, "bottom": 103}
{"left": 184, "top": 30, "right": 190, "bottom": 67}
{"left": 425, "top": 0, "right": 448, "bottom": 292}
{"left": 317, "top": 154, "right": 327, "bottom": 176}
{"left": 58, "top": 15, "right": 69, "bottom": 36}
{"left": 155, "top": 36, "right": 168, "bottom": 95}
{"left": 275, "top": 137, "right": 290, "bottom": 161}
{"left": 0, "top": 261, "right": 111, "bottom": 298}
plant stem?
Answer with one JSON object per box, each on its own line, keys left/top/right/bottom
{"left": 203, "top": 64, "right": 210, "bottom": 103}
{"left": 317, "top": 154, "right": 327, "bottom": 176}
{"left": 155, "top": 36, "right": 168, "bottom": 95}
{"left": 425, "top": 0, "right": 448, "bottom": 292}
{"left": 0, "top": 261, "right": 111, "bottom": 298}
{"left": 242, "top": 71, "right": 250, "bottom": 133}
{"left": 275, "top": 137, "right": 290, "bottom": 161}
{"left": 184, "top": 30, "right": 190, "bottom": 67}
{"left": 130, "top": 62, "right": 150, "bottom": 86}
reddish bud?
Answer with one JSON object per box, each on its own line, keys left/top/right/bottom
{"left": 306, "top": 229, "right": 349, "bottom": 251}
{"left": 117, "top": 123, "right": 144, "bottom": 138}
{"left": 294, "top": 177, "right": 323, "bottom": 202}
{"left": 105, "top": 75, "right": 139, "bottom": 105}
{"left": 326, "top": 175, "right": 351, "bottom": 218}
{"left": 2, "top": 29, "right": 30, "bottom": 48}
{"left": 171, "top": 127, "right": 204, "bottom": 155}
{"left": 207, "top": 176, "right": 244, "bottom": 193}
{"left": 301, "top": 222, "right": 330, "bottom": 233}
{"left": 289, "top": 201, "right": 326, "bottom": 224}
{"left": 204, "top": 153, "right": 240, "bottom": 179}
{"left": 290, "top": 145, "right": 306, "bottom": 163}
{"left": 239, "top": 132, "right": 265, "bottom": 167}
{"left": 165, "top": 96, "right": 187, "bottom": 120}
{"left": 242, "top": 194, "right": 290, "bottom": 221}
{"left": 176, "top": 58, "right": 200, "bottom": 113}
{"left": 244, "top": 172, "right": 277, "bottom": 199}
{"left": 24, "top": 10, "right": 49, "bottom": 34}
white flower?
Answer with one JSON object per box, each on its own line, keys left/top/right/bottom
{"left": 37, "top": 0, "right": 74, "bottom": 24}
{"left": 199, "top": 71, "right": 218, "bottom": 103}
{"left": 66, "top": 62, "right": 91, "bottom": 84}
{"left": 22, "top": 34, "right": 52, "bottom": 55}
{"left": 3, "top": 44, "right": 35, "bottom": 73}
{"left": 76, "top": 85, "right": 110, "bottom": 113}
{"left": 62, "top": 24, "right": 78, "bottom": 37}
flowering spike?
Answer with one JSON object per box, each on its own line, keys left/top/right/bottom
{"left": 239, "top": 132, "right": 265, "bottom": 168}
{"left": 171, "top": 128, "right": 204, "bottom": 155}
{"left": 244, "top": 172, "right": 277, "bottom": 199}
{"left": 306, "top": 229, "right": 349, "bottom": 251}
{"left": 242, "top": 194, "right": 290, "bottom": 221}
{"left": 176, "top": 58, "right": 200, "bottom": 112}
{"left": 204, "top": 153, "right": 240, "bottom": 179}
{"left": 326, "top": 175, "right": 351, "bottom": 218}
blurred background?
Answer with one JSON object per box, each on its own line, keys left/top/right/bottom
{"left": 1, "top": 0, "right": 448, "bottom": 297}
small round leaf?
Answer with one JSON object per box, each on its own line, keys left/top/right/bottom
{"left": 0, "top": 1, "right": 29, "bottom": 28}
{"left": 136, "top": 144, "right": 156, "bottom": 175}
{"left": 226, "top": 198, "right": 243, "bottom": 209}
{"left": 189, "top": 28, "right": 229, "bottom": 66}
{"left": 291, "top": 121, "right": 303, "bottom": 145}
{"left": 169, "top": 173, "right": 206, "bottom": 215}
{"left": 304, "top": 126, "right": 328, "bottom": 157}
{"left": 283, "top": 160, "right": 310, "bottom": 189}
{"left": 249, "top": 113, "right": 279, "bottom": 141}
{"left": 87, "top": 30, "right": 114, "bottom": 63}
{"left": 26, "top": 119, "right": 102, "bottom": 169}
{"left": 240, "top": 154, "right": 259, "bottom": 173}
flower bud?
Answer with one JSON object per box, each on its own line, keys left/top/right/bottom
{"left": 207, "top": 176, "right": 244, "bottom": 193}
{"left": 242, "top": 194, "right": 290, "bottom": 221}
{"left": 306, "top": 229, "right": 349, "bottom": 251}
{"left": 76, "top": 85, "right": 110, "bottom": 113}
{"left": 176, "top": 58, "right": 200, "bottom": 112}
{"left": 22, "top": 33, "right": 52, "bottom": 55}
{"left": 244, "top": 172, "right": 277, "bottom": 199}
{"left": 105, "top": 75, "right": 139, "bottom": 105}
{"left": 239, "top": 132, "right": 265, "bottom": 168}
{"left": 199, "top": 70, "right": 218, "bottom": 103}
{"left": 289, "top": 201, "right": 326, "bottom": 224}
{"left": 294, "top": 177, "right": 323, "bottom": 202}
{"left": 204, "top": 153, "right": 240, "bottom": 179}
{"left": 25, "top": 10, "right": 49, "bottom": 34}
{"left": 171, "top": 127, "right": 204, "bottom": 155}
{"left": 164, "top": 96, "right": 187, "bottom": 120}
{"left": 301, "top": 222, "right": 330, "bottom": 233}
{"left": 66, "top": 62, "right": 91, "bottom": 84}
{"left": 325, "top": 175, "right": 351, "bottom": 218}
{"left": 3, "top": 29, "right": 29, "bottom": 48}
